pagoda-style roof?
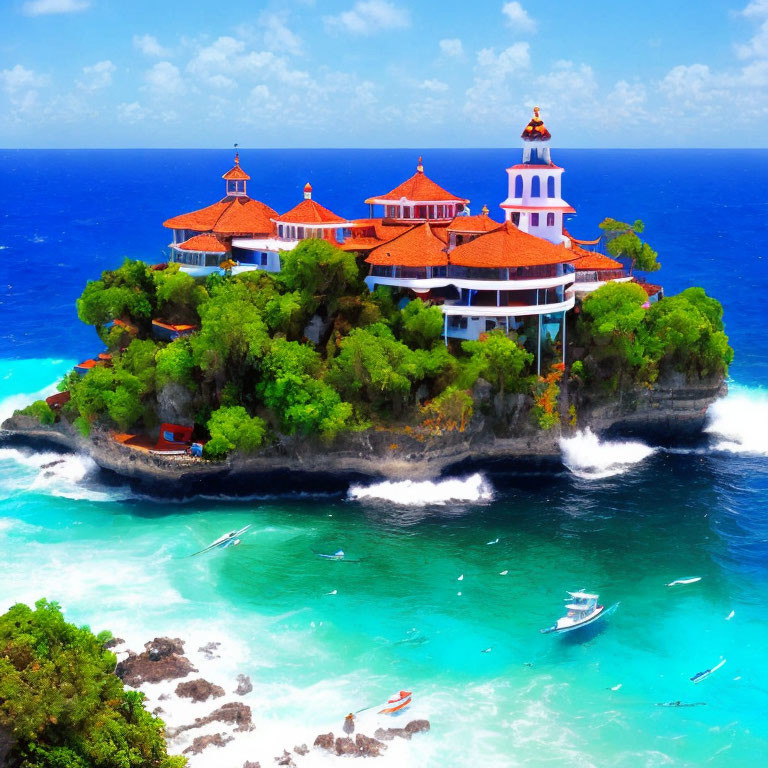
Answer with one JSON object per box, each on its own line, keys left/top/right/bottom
{"left": 365, "top": 223, "right": 448, "bottom": 267}
{"left": 447, "top": 207, "right": 501, "bottom": 234}
{"left": 521, "top": 107, "right": 551, "bottom": 142}
{"left": 164, "top": 197, "right": 277, "bottom": 236}
{"left": 222, "top": 153, "right": 251, "bottom": 181}
{"left": 339, "top": 219, "right": 413, "bottom": 252}
{"left": 564, "top": 228, "right": 601, "bottom": 246}
{"left": 365, "top": 158, "right": 469, "bottom": 205}
{"left": 276, "top": 197, "right": 346, "bottom": 225}
{"left": 177, "top": 234, "right": 229, "bottom": 253}
{"left": 450, "top": 221, "right": 576, "bottom": 268}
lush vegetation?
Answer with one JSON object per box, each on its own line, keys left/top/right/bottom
{"left": 18, "top": 400, "right": 55, "bottom": 425}
{"left": 0, "top": 599, "right": 185, "bottom": 768}
{"left": 598, "top": 218, "right": 660, "bottom": 272}
{"left": 44, "top": 231, "right": 730, "bottom": 452}
{"left": 576, "top": 282, "right": 732, "bottom": 390}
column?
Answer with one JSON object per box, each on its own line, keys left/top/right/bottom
{"left": 537, "top": 313, "right": 542, "bottom": 377}
{"left": 562, "top": 310, "right": 566, "bottom": 366}
{"left": 444, "top": 313, "right": 448, "bottom": 346}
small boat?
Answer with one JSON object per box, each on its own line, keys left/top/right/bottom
{"left": 317, "top": 549, "right": 345, "bottom": 560}
{"left": 541, "top": 591, "right": 605, "bottom": 634}
{"left": 379, "top": 690, "right": 412, "bottom": 714}
{"left": 690, "top": 658, "right": 726, "bottom": 684}
{"left": 191, "top": 525, "right": 251, "bottom": 556}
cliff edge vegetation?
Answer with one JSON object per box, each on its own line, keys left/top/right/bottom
{"left": 15, "top": 235, "right": 732, "bottom": 459}
{"left": 0, "top": 599, "right": 185, "bottom": 768}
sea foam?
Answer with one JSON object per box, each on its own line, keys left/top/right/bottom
{"left": 705, "top": 387, "right": 768, "bottom": 456}
{"left": 559, "top": 428, "right": 656, "bottom": 479}
{"left": 348, "top": 472, "right": 494, "bottom": 506}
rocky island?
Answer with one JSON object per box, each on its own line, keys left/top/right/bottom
{"left": 1, "top": 117, "right": 733, "bottom": 489}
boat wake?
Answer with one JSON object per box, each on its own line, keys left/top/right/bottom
{"left": 347, "top": 473, "right": 494, "bottom": 506}
{"left": 559, "top": 429, "right": 656, "bottom": 479}
{"left": 705, "top": 387, "right": 768, "bottom": 456}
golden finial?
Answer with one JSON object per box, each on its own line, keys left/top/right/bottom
{"left": 417, "top": 155, "right": 424, "bottom": 173}
{"left": 482, "top": 205, "right": 489, "bottom": 216}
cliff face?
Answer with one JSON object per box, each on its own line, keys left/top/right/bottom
{"left": 0, "top": 373, "right": 726, "bottom": 492}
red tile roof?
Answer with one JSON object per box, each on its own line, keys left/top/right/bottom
{"left": 521, "top": 107, "right": 551, "bottom": 141}
{"left": 222, "top": 153, "right": 250, "bottom": 181}
{"left": 164, "top": 197, "right": 277, "bottom": 236}
{"left": 276, "top": 198, "right": 346, "bottom": 224}
{"left": 450, "top": 221, "right": 576, "bottom": 268}
{"left": 571, "top": 250, "right": 623, "bottom": 270}
{"left": 177, "top": 234, "right": 229, "bottom": 253}
{"left": 447, "top": 208, "right": 501, "bottom": 233}
{"left": 366, "top": 223, "right": 448, "bottom": 267}
{"left": 365, "top": 158, "right": 468, "bottom": 204}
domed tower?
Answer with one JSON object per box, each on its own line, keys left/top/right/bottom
{"left": 500, "top": 107, "right": 574, "bottom": 245}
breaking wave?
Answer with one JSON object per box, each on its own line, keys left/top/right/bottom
{"left": 0, "top": 447, "right": 131, "bottom": 502}
{"left": 347, "top": 473, "right": 494, "bottom": 506}
{"left": 705, "top": 387, "right": 768, "bottom": 456}
{"left": 559, "top": 428, "right": 656, "bottom": 479}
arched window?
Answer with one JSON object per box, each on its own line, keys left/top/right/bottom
{"left": 547, "top": 176, "right": 555, "bottom": 198}
{"left": 546, "top": 212, "right": 555, "bottom": 226}
{"left": 531, "top": 176, "right": 541, "bottom": 198}
{"left": 514, "top": 175, "right": 523, "bottom": 198}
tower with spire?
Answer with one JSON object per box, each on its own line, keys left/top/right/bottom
{"left": 222, "top": 152, "right": 250, "bottom": 197}
{"left": 500, "top": 107, "right": 574, "bottom": 246}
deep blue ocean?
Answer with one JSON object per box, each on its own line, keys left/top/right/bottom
{"left": 1, "top": 150, "right": 767, "bottom": 767}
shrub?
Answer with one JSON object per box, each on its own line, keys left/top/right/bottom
{"left": 204, "top": 406, "right": 267, "bottom": 459}
{"left": 0, "top": 599, "right": 186, "bottom": 768}
{"left": 18, "top": 400, "right": 55, "bottom": 425}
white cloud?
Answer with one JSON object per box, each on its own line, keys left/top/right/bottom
{"left": 418, "top": 79, "right": 449, "bottom": 92}
{"left": 22, "top": 0, "right": 89, "bottom": 15}
{"left": 501, "top": 2, "right": 536, "bottom": 34}
{"left": 133, "top": 35, "right": 170, "bottom": 58}
{"left": 464, "top": 43, "right": 530, "bottom": 121}
{"left": 261, "top": 12, "right": 303, "bottom": 55}
{"left": 324, "top": 0, "right": 410, "bottom": 36}
{"left": 144, "top": 61, "right": 185, "bottom": 96}
{"left": 117, "top": 101, "right": 148, "bottom": 123}
{"left": 77, "top": 60, "right": 115, "bottom": 91}
{"left": 0, "top": 64, "right": 49, "bottom": 94}
{"left": 742, "top": 0, "right": 768, "bottom": 18}
{"left": 736, "top": 19, "right": 768, "bottom": 58}
{"left": 439, "top": 38, "right": 463, "bottom": 57}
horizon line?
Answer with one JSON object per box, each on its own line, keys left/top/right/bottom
{"left": 2, "top": 146, "right": 768, "bottom": 152}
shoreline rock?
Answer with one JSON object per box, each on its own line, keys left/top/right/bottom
{"left": 0, "top": 374, "right": 726, "bottom": 494}
{"left": 115, "top": 637, "right": 197, "bottom": 687}
{"left": 175, "top": 678, "right": 225, "bottom": 703}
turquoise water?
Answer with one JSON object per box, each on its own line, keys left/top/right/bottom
{"left": 1, "top": 359, "right": 768, "bottom": 766}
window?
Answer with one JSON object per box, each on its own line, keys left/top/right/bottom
{"left": 437, "top": 205, "right": 444, "bottom": 218}
{"left": 260, "top": 252, "right": 269, "bottom": 266}
{"left": 403, "top": 207, "right": 411, "bottom": 218}
{"left": 386, "top": 205, "right": 397, "bottom": 218}
{"left": 531, "top": 176, "right": 541, "bottom": 197}
{"left": 547, "top": 212, "right": 555, "bottom": 226}
{"left": 547, "top": 176, "right": 555, "bottom": 198}
{"left": 531, "top": 213, "right": 540, "bottom": 226}
{"left": 298, "top": 227, "right": 305, "bottom": 239}
{"left": 514, "top": 175, "right": 523, "bottom": 197}
{"left": 278, "top": 225, "right": 284, "bottom": 238}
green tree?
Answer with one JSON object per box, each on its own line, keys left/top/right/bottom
{"left": 461, "top": 330, "right": 533, "bottom": 398}
{"left": 0, "top": 599, "right": 186, "bottom": 768}
{"left": 204, "top": 406, "right": 267, "bottom": 459}
{"left": 578, "top": 281, "right": 652, "bottom": 385}
{"left": 599, "top": 218, "right": 660, "bottom": 272}
{"left": 156, "top": 338, "right": 196, "bottom": 391}
{"left": 279, "top": 239, "right": 362, "bottom": 318}
{"left": 76, "top": 259, "right": 156, "bottom": 333}
{"left": 646, "top": 290, "right": 732, "bottom": 377}
{"left": 17, "top": 400, "right": 56, "bottom": 425}
{"left": 152, "top": 264, "right": 207, "bottom": 323}
{"left": 400, "top": 299, "right": 444, "bottom": 349}
{"left": 259, "top": 338, "right": 352, "bottom": 436}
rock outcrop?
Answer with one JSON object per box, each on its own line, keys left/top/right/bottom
{"left": 235, "top": 673, "right": 253, "bottom": 695}
{"left": 313, "top": 732, "right": 335, "bottom": 751}
{"left": 167, "top": 702, "right": 255, "bottom": 738}
{"left": 175, "top": 678, "right": 225, "bottom": 702}
{"left": 182, "top": 733, "right": 233, "bottom": 755}
{"left": 115, "top": 637, "right": 196, "bottom": 686}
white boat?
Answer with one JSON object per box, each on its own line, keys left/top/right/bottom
{"left": 541, "top": 591, "right": 605, "bottom": 634}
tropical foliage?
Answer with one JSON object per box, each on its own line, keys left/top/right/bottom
{"left": 0, "top": 599, "right": 185, "bottom": 768}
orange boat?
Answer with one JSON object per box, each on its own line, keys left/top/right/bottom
{"left": 379, "top": 690, "right": 412, "bottom": 714}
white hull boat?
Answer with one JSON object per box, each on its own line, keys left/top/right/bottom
{"left": 541, "top": 591, "right": 606, "bottom": 634}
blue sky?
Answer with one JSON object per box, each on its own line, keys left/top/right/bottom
{"left": 1, "top": 0, "right": 767, "bottom": 147}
